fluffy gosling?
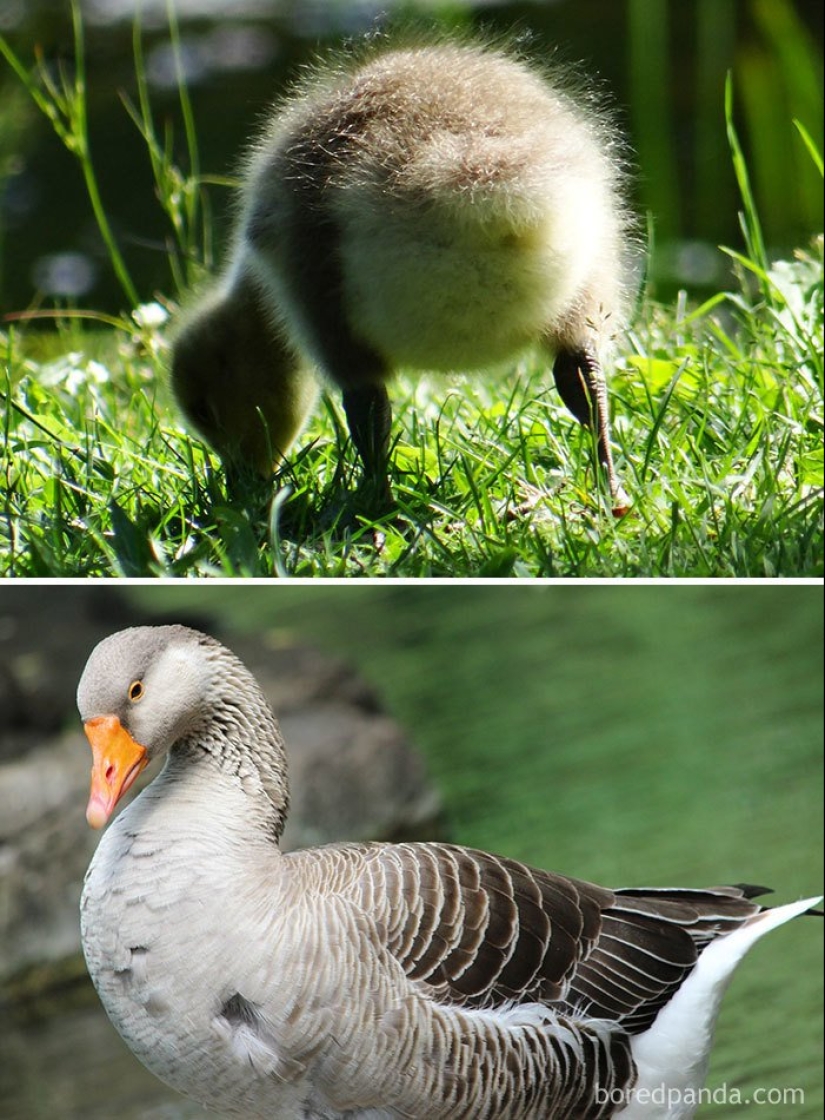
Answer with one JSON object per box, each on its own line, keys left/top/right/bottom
{"left": 171, "top": 37, "right": 635, "bottom": 511}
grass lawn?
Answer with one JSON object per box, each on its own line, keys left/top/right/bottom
{"left": 2, "top": 242, "right": 822, "bottom": 578}
{"left": 1, "top": 12, "right": 822, "bottom": 578}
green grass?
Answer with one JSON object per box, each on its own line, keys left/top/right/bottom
{"left": 2, "top": 244, "right": 822, "bottom": 578}
{"left": 1, "top": 9, "right": 823, "bottom": 578}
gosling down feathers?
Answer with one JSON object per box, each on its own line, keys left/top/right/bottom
{"left": 77, "top": 626, "right": 820, "bottom": 1120}
{"left": 171, "top": 38, "right": 633, "bottom": 511}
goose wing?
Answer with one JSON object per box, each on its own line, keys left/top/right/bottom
{"left": 568, "top": 885, "right": 766, "bottom": 1032}
{"left": 348, "top": 843, "right": 763, "bottom": 1031}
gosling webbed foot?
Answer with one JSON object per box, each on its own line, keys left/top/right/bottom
{"left": 553, "top": 346, "right": 628, "bottom": 515}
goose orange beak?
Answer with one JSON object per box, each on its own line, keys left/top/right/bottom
{"left": 84, "top": 715, "right": 149, "bottom": 829}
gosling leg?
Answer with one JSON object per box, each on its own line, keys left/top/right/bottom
{"left": 247, "top": 159, "right": 396, "bottom": 507}
{"left": 342, "top": 385, "right": 394, "bottom": 509}
{"left": 553, "top": 346, "right": 628, "bottom": 512}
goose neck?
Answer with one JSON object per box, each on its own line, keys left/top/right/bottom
{"left": 172, "top": 687, "right": 289, "bottom": 843}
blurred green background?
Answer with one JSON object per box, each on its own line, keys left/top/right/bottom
{"left": 1, "top": 0, "right": 823, "bottom": 313}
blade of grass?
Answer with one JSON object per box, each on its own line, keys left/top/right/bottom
{"left": 794, "top": 119, "right": 824, "bottom": 178}
{"left": 0, "top": 1, "right": 139, "bottom": 306}
{"left": 725, "top": 70, "right": 770, "bottom": 292}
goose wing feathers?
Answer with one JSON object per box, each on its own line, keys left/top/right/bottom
{"left": 569, "top": 886, "right": 766, "bottom": 1032}
{"left": 313, "top": 843, "right": 763, "bottom": 1033}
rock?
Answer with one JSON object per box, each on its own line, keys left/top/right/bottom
{"left": 0, "top": 589, "right": 445, "bottom": 995}
{"left": 0, "top": 663, "right": 28, "bottom": 761}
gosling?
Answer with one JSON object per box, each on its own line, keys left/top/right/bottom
{"left": 171, "top": 36, "right": 634, "bottom": 511}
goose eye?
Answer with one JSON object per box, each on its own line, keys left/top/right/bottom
{"left": 128, "top": 680, "right": 145, "bottom": 703}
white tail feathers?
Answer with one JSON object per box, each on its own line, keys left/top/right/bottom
{"left": 619, "top": 896, "right": 822, "bottom": 1120}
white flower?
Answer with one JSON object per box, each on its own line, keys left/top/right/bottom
{"left": 37, "top": 354, "right": 111, "bottom": 396}
{"left": 132, "top": 301, "right": 169, "bottom": 329}
{"left": 38, "top": 353, "right": 84, "bottom": 391}
{"left": 86, "top": 360, "right": 111, "bottom": 385}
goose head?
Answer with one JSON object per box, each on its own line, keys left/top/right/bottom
{"left": 76, "top": 626, "right": 220, "bottom": 828}
{"left": 171, "top": 280, "right": 316, "bottom": 477}
{"left": 78, "top": 625, "right": 290, "bottom": 837}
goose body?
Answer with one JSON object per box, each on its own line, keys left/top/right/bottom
{"left": 77, "top": 627, "right": 820, "bottom": 1120}
{"left": 171, "top": 38, "right": 633, "bottom": 509}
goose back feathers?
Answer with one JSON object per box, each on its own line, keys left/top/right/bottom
{"left": 77, "top": 626, "right": 821, "bottom": 1120}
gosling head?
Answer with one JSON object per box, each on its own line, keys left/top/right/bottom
{"left": 170, "top": 280, "right": 316, "bottom": 477}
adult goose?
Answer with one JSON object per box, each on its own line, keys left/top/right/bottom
{"left": 170, "top": 37, "right": 634, "bottom": 513}
{"left": 77, "top": 626, "right": 819, "bottom": 1120}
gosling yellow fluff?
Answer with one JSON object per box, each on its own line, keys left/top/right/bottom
{"left": 171, "top": 35, "right": 635, "bottom": 509}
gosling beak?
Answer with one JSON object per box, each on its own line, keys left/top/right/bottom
{"left": 224, "top": 453, "right": 276, "bottom": 494}
{"left": 83, "top": 715, "right": 149, "bottom": 829}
